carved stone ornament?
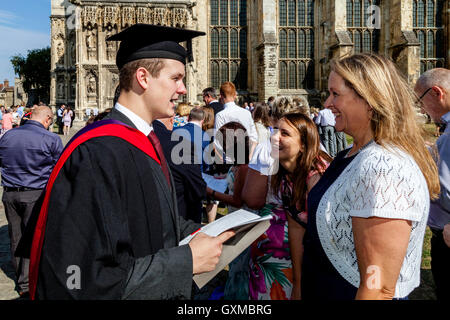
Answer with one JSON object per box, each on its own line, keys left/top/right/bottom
{"left": 57, "top": 76, "right": 66, "bottom": 99}
{"left": 70, "top": 75, "right": 77, "bottom": 100}
{"left": 122, "top": 7, "right": 136, "bottom": 27}
{"left": 83, "top": 6, "right": 99, "bottom": 27}
{"left": 105, "top": 31, "right": 116, "bottom": 60}
{"left": 153, "top": 7, "right": 166, "bottom": 26}
{"left": 52, "top": 18, "right": 65, "bottom": 41}
{"left": 56, "top": 40, "right": 65, "bottom": 65}
{"left": 136, "top": 7, "right": 150, "bottom": 24}
{"left": 173, "top": 8, "right": 188, "bottom": 28}
{"left": 87, "top": 73, "right": 97, "bottom": 95}
{"left": 103, "top": 6, "right": 120, "bottom": 27}
{"left": 86, "top": 30, "right": 97, "bottom": 59}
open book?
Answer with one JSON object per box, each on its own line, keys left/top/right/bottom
{"left": 179, "top": 209, "right": 273, "bottom": 289}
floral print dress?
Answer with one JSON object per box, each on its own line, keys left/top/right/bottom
{"left": 224, "top": 172, "right": 294, "bottom": 300}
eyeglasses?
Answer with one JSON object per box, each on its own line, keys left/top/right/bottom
{"left": 418, "top": 87, "right": 432, "bottom": 101}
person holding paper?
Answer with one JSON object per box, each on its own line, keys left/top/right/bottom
{"left": 26, "top": 24, "right": 235, "bottom": 300}
{"left": 240, "top": 111, "right": 331, "bottom": 300}
{"left": 206, "top": 122, "right": 251, "bottom": 213}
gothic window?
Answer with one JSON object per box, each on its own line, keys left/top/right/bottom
{"left": 210, "top": 0, "right": 247, "bottom": 90}
{"left": 413, "top": 0, "right": 446, "bottom": 73}
{"left": 347, "top": 0, "right": 380, "bottom": 53}
{"left": 279, "top": 0, "right": 315, "bottom": 89}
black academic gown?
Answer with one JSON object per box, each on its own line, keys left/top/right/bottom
{"left": 36, "top": 108, "right": 201, "bottom": 299}
{"left": 152, "top": 120, "right": 206, "bottom": 223}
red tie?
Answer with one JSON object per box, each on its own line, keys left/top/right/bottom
{"left": 148, "top": 131, "right": 171, "bottom": 188}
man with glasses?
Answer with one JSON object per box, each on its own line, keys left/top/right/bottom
{"left": 415, "top": 68, "right": 450, "bottom": 300}
{"left": 202, "top": 87, "right": 224, "bottom": 116}
{"left": 0, "top": 105, "right": 62, "bottom": 298}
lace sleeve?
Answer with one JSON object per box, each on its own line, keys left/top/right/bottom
{"left": 348, "top": 150, "right": 428, "bottom": 222}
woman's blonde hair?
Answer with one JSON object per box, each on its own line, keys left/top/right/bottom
{"left": 331, "top": 53, "right": 439, "bottom": 199}
{"left": 176, "top": 102, "right": 193, "bottom": 117}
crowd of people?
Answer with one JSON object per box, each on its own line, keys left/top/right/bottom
{"left": 0, "top": 23, "right": 448, "bottom": 301}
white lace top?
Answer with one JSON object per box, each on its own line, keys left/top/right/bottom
{"left": 316, "top": 142, "right": 430, "bottom": 298}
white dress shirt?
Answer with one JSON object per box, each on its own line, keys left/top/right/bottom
{"left": 114, "top": 103, "right": 153, "bottom": 136}
{"left": 315, "top": 108, "right": 336, "bottom": 127}
{"left": 214, "top": 101, "right": 258, "bottom": 162}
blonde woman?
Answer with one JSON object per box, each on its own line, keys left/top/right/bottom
{"left": 174, "top": 102, "right": 192, "bottom": 127}
{"left": 301, "top": 53, "right": 440, "bottom": 300}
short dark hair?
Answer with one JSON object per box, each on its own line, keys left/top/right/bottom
{"left": 188, "top": 107, "right": 205, "bottom": 122}
{"left": 202, "top": 87, "right": 217, "bottom": 99}
{"left": 217, "top": 121, "right": 250, "bottom": 165}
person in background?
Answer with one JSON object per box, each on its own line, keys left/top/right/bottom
{"left": 200, "top": 106, "right": 219, "bottom": 223}
{"left": 12, "top": 106, "right": 20, "bottom": 128}
{"left": 302, "top": 53, "right": 439, "bottom": 300}
{"left": 252, "top": 102, "right": 272, "bottom": 144}
{"left": 57, "top": 105, "right": 65, "bottom": 134}
{"left": 314, "top": 106, "right": 336, "bottom": 157}
{"left": 293, "top": 96, "right": 310, "bottom": 116}
{"left": 207, "top": 122, "right": 250, "bottom": 213}
{"left": 1, "top": 108, "right": 13, "bottom": 136}
{"left": 62, "top": 106, "right": 73, "bottom": 136}
{"left": 174, "top": 108, "right": 211, "bottom": 174}
{"left": 202, "top": 87, "right": 224, "bottom": 116}
{"left": 414, "top": 67, "right": 450, "bottom": 300}
{"left": 214, "top": 82, "right": 258, "bottom": 165}
{"left": 153, "top": 115, "right": 207, "bottom": 224}
{"left": 174, "top": 102, "right": 192, "bottom": 128}
{"left": 85, "top": 107, "right": 91, "bottom": 121}
{"left": 0, "top": 105, "right": 63, "bottom": 298}
{"left": 0, "top": 106, "right": 3, "bottom": 132}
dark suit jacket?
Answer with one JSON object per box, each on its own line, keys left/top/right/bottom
{"left": 173, "top": 122, "right": 211, "bottom": 173}
{"left": 153, "top": 120, "right": 206, "bottom": 223}
{"left": 35, "top": 108, "right": 201, "bottom": 299}
{"left": 208, "top": 101, "right": 224, "bottom": 116}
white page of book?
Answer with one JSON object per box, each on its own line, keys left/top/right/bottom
{"left": 179, "top": 209, "right": 272, "bottom": 246}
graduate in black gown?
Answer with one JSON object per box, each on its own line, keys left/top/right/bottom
{"left": 29, "top": 24, "right": 235, "bottom": 300}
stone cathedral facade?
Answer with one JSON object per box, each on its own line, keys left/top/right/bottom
{"left": 50, "top": 0, "right": 449, "bottom": 119}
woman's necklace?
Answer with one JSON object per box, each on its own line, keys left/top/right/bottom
{"left": 345, "top": 139, "right": 375, "bottom": 158}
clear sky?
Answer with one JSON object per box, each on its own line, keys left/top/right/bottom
{"left": 0, "top": 0, "right": 50, "bottom": 85}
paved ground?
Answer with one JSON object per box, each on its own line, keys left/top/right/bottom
{"left": 0, "top": 121, "right": 84, "bottom": 300}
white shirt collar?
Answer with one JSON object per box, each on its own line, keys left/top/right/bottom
{"left": 224, "top": 101, "right": 237, "bottom": 109}
{"left": 189, "top": 121, "right": 202, "bottom": 129}
{"left": 210, "top": 99, "right": 219, "bottom": 104}
{"left": 114, "top": 103, "right": 153, "bottom": 136}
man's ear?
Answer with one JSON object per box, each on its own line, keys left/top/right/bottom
{"left": 431, "top": 86, "right": 445, "bottom": 100}
{"left": 135, "top": 67, "right": 150, "bottom": 90}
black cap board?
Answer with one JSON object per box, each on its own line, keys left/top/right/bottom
{"left": 106, "top": 24, "right": 206, "bottom": 69}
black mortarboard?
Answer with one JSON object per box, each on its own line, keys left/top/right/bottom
{"left": 106, "top": 24, "right": 205, "bottom": 69}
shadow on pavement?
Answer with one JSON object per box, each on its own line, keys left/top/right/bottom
{"left": 0, "top": 225, "right": 17, "bottom": 285}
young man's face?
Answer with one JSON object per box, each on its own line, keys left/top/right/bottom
{"left": 145, "top": 59, "right": 187, "bottom": 119}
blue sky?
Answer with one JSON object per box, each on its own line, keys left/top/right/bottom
{"left": 0, "top": 0, "right": 50, "bottom": 85}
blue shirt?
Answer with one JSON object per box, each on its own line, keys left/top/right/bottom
{"left": 428, "top": 111, "right": 450, "bottom": 230}
{"left": 173, "top": 122, "right": 211, "bottom": 173}
{"left": 0, "top": 120, "right": 63, "bottom": 189}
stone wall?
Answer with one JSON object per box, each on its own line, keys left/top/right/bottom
{"left": 50, "top": 0, "right": 448, "bottom": 116}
